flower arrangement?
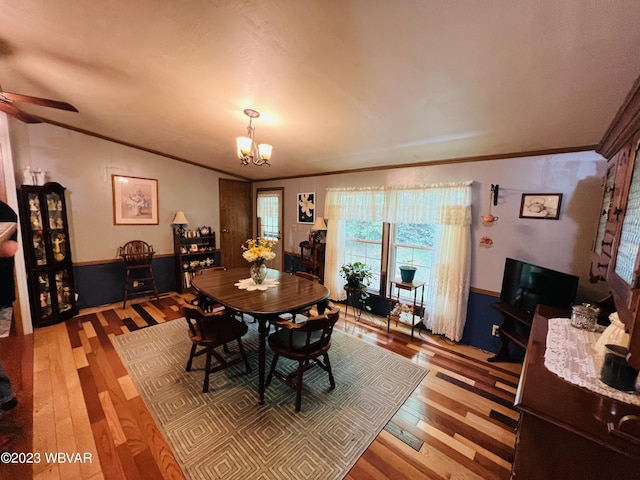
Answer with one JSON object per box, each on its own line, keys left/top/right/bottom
{"left": 241, "top": 237, "right": 277, "bottom": 264}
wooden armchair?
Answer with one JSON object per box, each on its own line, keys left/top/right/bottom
{"left": 266, "top": 304, "right": 340, "bottom": 411}
{"left": 182, "top": 304, "right": 251, "bottom": 393}
{"left": 279, "top": 272, "right": 322, "bottom": 322}
{"left": 190, "top": 267, "right": 226, "bottom": 312}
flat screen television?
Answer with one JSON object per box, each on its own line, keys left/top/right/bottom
{"left": 500, "top": 257, "right": 579, "bottom": 314}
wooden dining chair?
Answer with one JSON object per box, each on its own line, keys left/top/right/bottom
{"left": 294, "top": 271, "right": 320, "bottom": 282}
{"left": 190, "top": 267, "right": 226, "bottom": 312}
{"left": 266, "top": 304, "right": 340, "bottom": 412}
{"left": 279, "top": 271, "right": 322, "bottom": 322}
{"left": 118, "top": 240, "right": 159, "bottom": 308}
{"left": 182, "top": 304, "right": 252, "bottom": 393}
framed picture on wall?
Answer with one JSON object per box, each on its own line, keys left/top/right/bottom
{"left": 297, "top": 192, "right": 315, "bottom": 223}
{"left": 112, "top": 175, "right": 159, "bottom": 225}
{"left": 519, "top": 193, "right": 563, "bottom": 220}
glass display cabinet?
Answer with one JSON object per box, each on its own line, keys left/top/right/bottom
{"left": 17, "top": 182, "right": 78, "bottom": 327}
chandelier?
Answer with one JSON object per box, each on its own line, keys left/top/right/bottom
{"left": 236, "top": 108, "right": 273, "bottom": 166}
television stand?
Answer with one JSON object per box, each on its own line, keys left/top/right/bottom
{"left": 488, "top": 301, "right": 533, "bottom": 362}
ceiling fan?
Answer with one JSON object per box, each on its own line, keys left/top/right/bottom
{"left": 0, "top": 84, "right": 78, "bottom": 123}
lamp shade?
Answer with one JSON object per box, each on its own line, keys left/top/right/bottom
{"left": 258, "top": 143, "right": 273, "bottom": 160}
{"left": 171, "top": 211, "right": 189, "bottom": 225}
{"left": 312, "top": 217, "right": 327, "bottom": 230}
{"left": 236, "top": 136, "right": 252, "bottom": 158}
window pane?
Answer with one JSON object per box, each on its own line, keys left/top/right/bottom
{"left": 258, "top": 194, "right": 280, "bottom": 240}
{"left": 344, "top": 220, "right": 383, "bottom": 287}
{"left": 391, "top": 223, "right": 434, "bottom": 302}
{"left": 345, "top": 220, "right": 382, "bottom": 242}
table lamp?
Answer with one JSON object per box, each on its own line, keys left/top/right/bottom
{"left": 171, "top": 211, "right": 189, "bottom": 238}
{"left": 311, "top": 217, "right": 327, "bottom": 243}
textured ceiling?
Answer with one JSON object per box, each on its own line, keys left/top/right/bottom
{"left": 1, "top": 0, "right": 640, "bottom": 181}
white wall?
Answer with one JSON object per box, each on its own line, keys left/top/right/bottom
{"left": 255, "top": 151, "right": 610, "bottom": 302}
{"left": 8, "top": 121, "right": 237, "bottom": 262}
{"left": 7, "top": 118, "right": 611, "bottom": 304}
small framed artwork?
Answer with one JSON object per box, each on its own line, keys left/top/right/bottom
{"left": 112, "top": 175, "right": 159, "bottom": 225}
{"left": 298, "top": 192, "right": 315, "bottom": 223}
{"left": 519, "top": 193, "right": 563, "bottom": 220}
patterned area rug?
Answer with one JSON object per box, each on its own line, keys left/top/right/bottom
{"left": 113, "top": 319, "right": 428, "bottom": 480}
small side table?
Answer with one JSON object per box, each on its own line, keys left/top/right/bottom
{"left": 388, "top": 278, "right": 425, "bottom": 339}
{"left": 344, "top": 285, "right": 367, "bottom": 321}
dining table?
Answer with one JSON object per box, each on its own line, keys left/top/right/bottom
{"left": 190, "top": 267, "right": 330, "bottom": 404}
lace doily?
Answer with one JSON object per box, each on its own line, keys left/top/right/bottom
{"left": 234, "top": 278, "right": 280, "bottom": 291}
{"left": 544, "top": 317, "right": 640, "bottom": 406}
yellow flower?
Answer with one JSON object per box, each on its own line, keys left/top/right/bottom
{"left": 241, "top": 237, "right": 277, "bottom": 263}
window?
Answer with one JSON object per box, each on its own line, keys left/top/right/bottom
{"left": 342, "top": 220, "right": 435, "bottom": 299}
{"left": 257, "top": 192, "right": 280, "bottom": 241}
{"left": 344, "top": 220, "right": 383, "bottom": 289}
{"left": 325, "top": 182, "right": 472, "bottom": 342}
{"left": 391, "top": 221, "right": 433, "bottom": 280}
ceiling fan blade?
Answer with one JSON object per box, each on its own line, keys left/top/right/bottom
{"left": 1, "top": 91, "right": 78, "bottom": 112}
{"left": 0, "top": 101, "right": 43, "bottom": 123}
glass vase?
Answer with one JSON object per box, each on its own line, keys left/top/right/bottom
{"left": 250, "top": 262, "right": 267, "bottom": 285}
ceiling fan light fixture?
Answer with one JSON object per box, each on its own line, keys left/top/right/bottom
{"left": 237, "top": 108, "right": 272, "bottom": 166}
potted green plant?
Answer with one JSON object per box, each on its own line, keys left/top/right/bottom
{"left": 340, "top": 262, "right": 373, "bottom": 289}
{"left": 399, "top": 259, "right": 417, "bottom": 283}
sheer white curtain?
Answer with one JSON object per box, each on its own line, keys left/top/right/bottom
{"left": 257, "top": 192, "right": 279, "bottom": 219}
{"left": 324, "top": 182, "right": 473, "bottom": 341}
{"left": 421, "top": 186, "right": 472, "bottom": 341}
{"left": 324, "top": 188, "right": 385, "bottom": 301}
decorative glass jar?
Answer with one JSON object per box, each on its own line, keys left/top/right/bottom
{"left": 570, "top": 303, "right": 600, "bottom": 331}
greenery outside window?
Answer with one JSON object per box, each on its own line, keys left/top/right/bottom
{"left": 390, "top": 223, "right": 434, "bottom": 302}
{"left": 344, "top": 220, "right": 382, "bottom": 291}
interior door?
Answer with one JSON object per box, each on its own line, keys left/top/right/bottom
{"left": 219, "top": 179, "right": 252, "bottom": 269}
{"left": 257, "top": 189, "right": 283, "bottom": 271}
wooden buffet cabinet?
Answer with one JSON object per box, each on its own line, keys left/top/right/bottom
{"left": 513, "top": 305, "right": 640, "bottom": 479}
{"left": 590, "top": 73, "right": 640, "bottom": 371}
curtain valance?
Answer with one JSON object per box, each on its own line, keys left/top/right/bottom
{"left": 325, "top": 182, "right": 472, "bottom": 225}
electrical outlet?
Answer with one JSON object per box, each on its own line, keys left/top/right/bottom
{"left": 492, "top": 324, "right": 500, "bottom": 336}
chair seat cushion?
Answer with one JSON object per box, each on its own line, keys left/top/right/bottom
{"left": 269, "top": 329, "right": 327, "bottom": 352}
{"left": 190, "top": 317, "right": 248, "bottom": 345}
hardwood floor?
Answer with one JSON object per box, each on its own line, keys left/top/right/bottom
{"left": 0, "top": 292, "right": 521, "bottom": 479}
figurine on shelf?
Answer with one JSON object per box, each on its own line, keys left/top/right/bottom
{"left": 62, "top": 287, "right": 71, "bottom": 305}
{"left": 33, "top": 168, "right": 45, "bottom": 186}
{"left": 23, "top": 166, "right": 35, "bottom": 185}
{"left": 30, "top": 211, "right": 41, "bottom": 230}
{"left": 52, "top": 236, "right": 65, "bottom": 261}
{"left": 390, "top": 302, "right": 413, "bottom": 320}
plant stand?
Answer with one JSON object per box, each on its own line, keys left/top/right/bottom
{"left": 344, "top": 285, "right": 366, "bottom": 322}
{"left": 387, "top": 277, "right": 425, "bottom": 339}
